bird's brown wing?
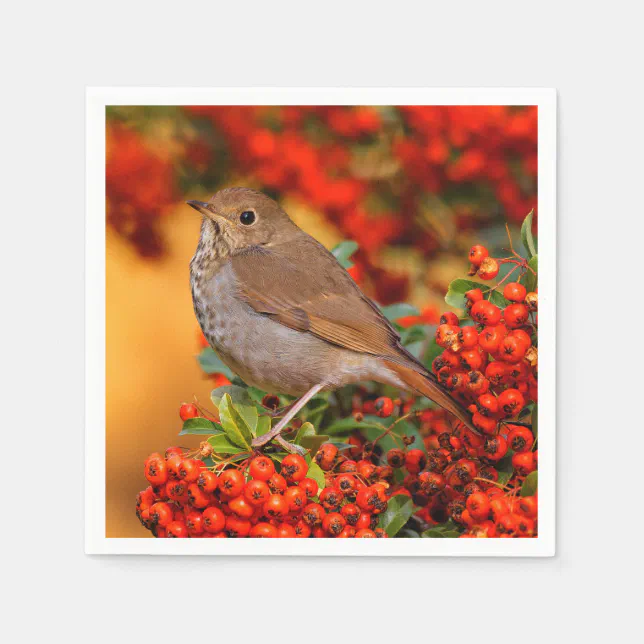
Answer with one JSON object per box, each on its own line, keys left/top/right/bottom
{"left": 231, "top": 236, "right": 478, "bottom": 434}
{"left": 231, "top": 237, "right": 412, "bottom": 365}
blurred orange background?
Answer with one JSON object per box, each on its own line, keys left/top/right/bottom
{"left": 106, "top": 105, "right": 537, "bottom": 537}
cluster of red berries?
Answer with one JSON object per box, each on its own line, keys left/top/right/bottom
{"left": 309, "top": 407, "right": 537, "bottom": 538}
{"left": 322, "top": 240, "right": 538, "bottom": 537}
{"left": 433, "top": 244, "right": 538, "bottom": 437}
{"left": 137, "top": 448, "right": 392, "bottom": 538}
{"left": 107, "top": 106, "right": 536, "bottom": 308}
{"left": 106, "top": 123, "right": 176, "bottom": 257}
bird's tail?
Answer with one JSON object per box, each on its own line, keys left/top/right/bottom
{"left": 383, "top": 360, "right": 479, "bottom": 435}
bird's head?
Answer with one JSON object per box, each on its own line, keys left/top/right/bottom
{"left": 187, "top": 187, "right": 299, "bottom": 254}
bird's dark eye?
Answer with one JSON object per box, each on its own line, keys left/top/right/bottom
{"left": 239, "top": 211, "right": 256, "bottom": 226}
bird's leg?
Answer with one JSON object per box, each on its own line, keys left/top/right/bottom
{"left": 252, "top": 383, "right": 324, "bottom": 449}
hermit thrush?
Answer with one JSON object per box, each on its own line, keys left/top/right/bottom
{"left": 188, "top": 188, "right": 475, "bottom": 450}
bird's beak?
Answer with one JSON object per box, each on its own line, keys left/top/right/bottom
{"left": 186, "top": 200, "right": 212, "bottom": 216}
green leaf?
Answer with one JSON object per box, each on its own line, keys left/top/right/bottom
{"left": 293, "top": 422, "right": 330, "bottom": 456}
{"left": 246, "top": 387, "right": 268, "bottom": 405}
{"left": 521, "top": 210, "right": 537, "bottom": 259}
{"left": 197, "top": 348, "right": 235, "bottom": 379}
{"left": 378, "top": 495, "right": 414, "bottom": 537}
{"left": 495, "top": 451, "right": 515, "bottom": 486}
{"left": 525, "top": 255, "right": 538, "bottom": 293}
{"left": 399, "top": 529, "right": 421, "bottom": 538}
{"left": 423, "top": 336, "right": 443, "bottom": 369}
{"left": 421, "top": 520, "right": 462, "bottom": 538}
{"left": 179, "top": 417, "right": 221, "bottom": 436}
{"left": 399, "top": 325, "right": 427, "bottom": 347}
{"left": 302, "top": 398, "right": 329, "bottom": 427}
{"left": 211, "top": 385, "right": 253, "bottom": 407}
{"left": 300, "top": 434, "right": 330, "bottom": 454}
{"left": 380, "top": 303, "right": 420, "bottom": 322}
{"left": 236, "top": 404, "right": 258, "bottom": 434}
{"left": 207, "top": 433, "right": 247, "bottom": 455}
{"left": 211, "top": 386, "right": 258, "bottom": 434}
{"left": 325, "top": 439, "right": 355, "bottom": 450}
{"left": 256, "top": 415, "right": 271, "bottom": 437}
{"left": 306, "top": 462, "right": 326, "bottom": 490}
{"left": 521, "top": 471, "right": 538, "bottom": 497}
{"left": 294, "top": 421, "right": 316, "bottom": 444}
{"left": 323, "top": 416, "right": 387, "bottom": 436}
{"left": 218, "top": 393, "right": 253, "bottom": 450}
{"left": 445, "top": 278, "right": 507, "bottom": 310}
{"left": 331, "top": 240, "right": 359, "bottom": 268}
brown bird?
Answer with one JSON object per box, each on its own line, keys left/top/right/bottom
{"left": 188, "top": 188, "right": 476, "bottom": 451}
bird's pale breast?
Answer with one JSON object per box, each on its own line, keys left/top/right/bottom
{"left": 191, "top": 262, "right": 404, "bottom": 396}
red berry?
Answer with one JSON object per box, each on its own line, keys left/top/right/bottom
{"left": 250, "top": 522, "right": 278, "bottom": 538}
{"left": 404, "top": 449, "right": 427, "bottom": 475}
{"left": 186, "top": 511, "right": 204, "bottom": 535}
{"left": 294, "top": 520, "right": 312, "bottom": 538}
{"left": 149, "top": 502, "right": 173, "bottom": 527}
{"left": 466, "top": 492, "right": 491, "bottom": 521}
{"left": 315, "top": 443, "right": 339, "bottom": 470}
{"left": 458, "top": 326, "right": 479, "bottom": 349}
{"left": 486, "top": 362, "right": 509, "bottom": 387}
{"left": 167, "top": 521, "right": 189, "bottom": 538}
{"left": 187, "top": 483, "right": 211, "bottom": 508}
{"left": 337, "top": 526, "right": 357, "bottom": 538}
{"left": 386, "top": 449, "right": 406, "bottom": 469}
{"left": 355, "top": 529, "right": 376, "bottom": 538}
{"left": 341, "top": 503, "right": 361, "bottom": 526}
{"left": 512, "top": 451, "right": 536, "bottom": 476}
{"left": 276, "top": 523, "right": 297, "bottom": 538}
{"left": 166, "top": 480, "right": 188, "bottom": 502}
{"left": 267, "top": 473, "right": 288, "bottom": 495}
{"left": 507, "top": 425, "right": 534, "bottom": 452}
{"left": 440, "top": 312, "right": 460, "bottom": 326}
{"left": 248, "top": 456, "right": 275, "bottom": 481}
{"left": 471, "top": 301, "right": 502, "bottom": 326}
{"left": 302, "top": 503, "right": 325, "bottom": 527}
{"left": 483, "top": 435, "right": 508, "bottom": 460}
{"left": 319, "top": 487, "right": 344, "bottom": 512}
{"left": 244, "top": 479, "right": 271, "bottom": 506}
{"left": 472, "top": 412, "right": 498, "bottom": 435}
{"left": 503, "top": 282, "right": 527, "bottom": 302}
{"left": 229, "top": 495, "right": 255, "bottom": 519}
{"left": 283, "top": 486, "right": 307, "bottom": 513}
{"left": 179, "top": 403, "right": 199, "bottom": 421}
{"left": 478, "top": 258, "right": 500, "bottom": 280}
{"left": 178, "top": 459, "right": 201, "bottom": 483}
{"left": 281, "top": 454, "right": 308, "bottom": 483}
{"left": 518, "top": 496, "right": 538, "bottom": 518}
{"left": 197, "top": 470, "right": 219, "bottom": 493}
{"left": 335, "top": 473, "right": 359, "bottom": 498}
{"left": 218, "top": 469, "right": 245, "bottom": 497}
{"left": 469, "top": 245, "right": 489, "bottom": 267}
{"left": 504, "top": 303, "right": 529, "bottom": 328}
{"left": 323, "top": 512, "right": 347, "bottom": 536}
{"left": 299, "top": 477, "right": 319, "bottom": 498}
{"left": 263, "top": 494, "right": 289, "bottom": 519}
{"left": 225, "top": 515, "right": 251, "bottom": 538}
{"left": 374, "top": 396, "right": 394, "bottom": 418}
{"left": 465, "top": 288, "right": 484, "bottom": 305}
{"left": 144, "top": 456, "right": 168, "bottom": 486}
{"left": 497, "top": 388, "right": 525, "bottom": 417}
{"left": 479, "top": 325, "right": 506, "bottom": 353}
{"left": 476, "top": 393, "right": 499, "bottom": 416}
{"left": 499, "top": 336, "right": 528, "bottom": 363}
